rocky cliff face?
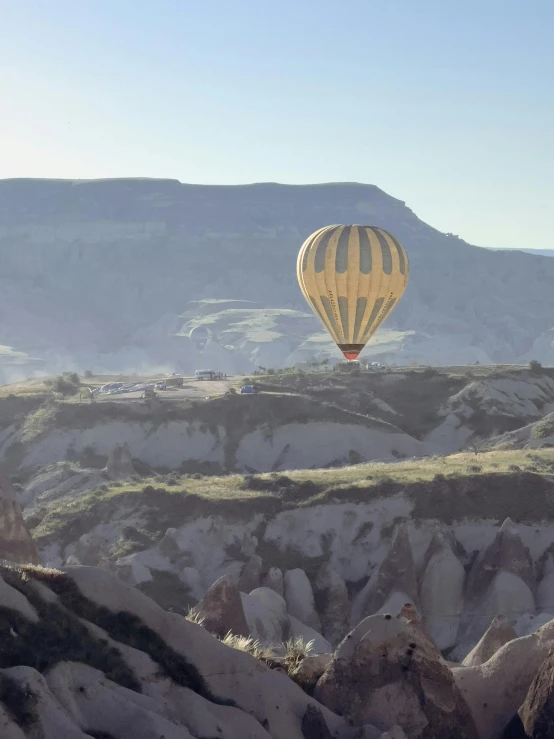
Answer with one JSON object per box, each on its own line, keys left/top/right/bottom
{"left": 1, "top": 178, "right": 554, "bottom": 375}
{"left": 0, "top": 473, "right": 38, "bottom": 565}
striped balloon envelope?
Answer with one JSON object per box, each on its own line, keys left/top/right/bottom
{"left": 297, "top": 225, "right": 409, "bottom": 361}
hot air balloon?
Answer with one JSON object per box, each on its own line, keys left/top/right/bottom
{"left": 189, "top": 325, "right": 211, "bottom": 352}
{"left": 297, "top": 225, "right": 409, "bottom": 361}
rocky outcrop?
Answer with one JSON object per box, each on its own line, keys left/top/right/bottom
{"left": 291, "top": 655, "right": 333, "bottom": 694}
{"left": 379, "top": 729, "right": 407, "bottom": 739}
{"left": 289, "top": 616, "right": 332, "bottom": 655}
{"left": 106, "top": 442, "right": 135, "bottom": 480}
{"left": 5, "top": 179, "right": 554, "bottom": 374}
{"left": 536, "top": 549, "right": 554, "bottom": 613}
{"left": 518, "top": 648, "right": 554, "bottom": 738}
{"left": 315, "top": 563, "right": 350, "bottom": 646}
{"left": 301, "top": 704, "right": 333, "bottom": 739}
{"left": 238, "top": 554, "right": 263, "bottom": 594}
{"left": 263, "top": 567, "right": 284, "bottom": 597}
{"left": 20, "top": 563, "right": 349, "bottom": 739}
{"left": 419, "top": 532, "right": 465, "bottom": 650}
{"left": 284, "top": 569, "right": 322, "bottom": 632}
{"left": 241, "top": 587, "right": 289, "bottom": 646}
{"left": 0, "top": 473, "right": 39, "bottom": 565}
{"left": 462, "top": 616, "right": 518, "bottom": 667}
{"left": 193, "top": 574, "right": 250, "bottom": 639}
{"left": 455, "top": 518, "right": 534, "bottom": 657}
{"left": 350, "top": 524, "right": 418, "bottom": 628}
{"left": 315, "top": 612, "right": 478, "bottom": 738}
{"left": 454, "top": 620, "right": 554, "bottom": 739}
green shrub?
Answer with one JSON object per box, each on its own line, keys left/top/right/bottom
{"left": 532, "top": 417, "right": 554, "bottom": 440}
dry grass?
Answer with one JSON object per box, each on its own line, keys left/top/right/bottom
{"left": 30, "top": 448, "right": 554, "bottom": 554}
{"left": 185, "top": 608, "right": 205, "bottom": 626}
{"left": 220, "top": 632, "right": 277, "bottom": 663}
{"left": 219, "top": 632, "right": 315, "bottom": 675}
{"left": 281, "top": 637, "right": 315, "bottom": 671}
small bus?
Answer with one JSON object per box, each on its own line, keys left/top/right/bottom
{"left": 195, "top": 369, "right": 217, "bottom": 381}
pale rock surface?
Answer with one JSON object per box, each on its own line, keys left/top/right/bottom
{"left": 315, "top": 563, "right": 350, "bottom": 646}
{"left": 73, "top": 531, "right": 113, "bottom": 567}
{"left": 456, "top": 518, "right": 534, "bottom": 655}
{"left": 350, "top": 524, "right": 418, "bottom": 628}
{"left": 17, "top": 461, "right": 103, "bottom": 511}
{"left": 0, "top": 473, "right": 39, "bottom": 564}
{"left": 537, "top": 551, "right": 554, "bottom": 612}
{"left": 315, "top": 613, "right": 478, "bottom": 738}
{"left": 178, "top": 566, "right": 204, "bottom": 601}
{"left": 455, "top": 572, "right": 535, "bottom": 661}
{"left": 375, "top": 592, "right": 418, "bottom": 618}
{"left": 114, "top": 554, "right": 154, "bottom": 585}
{"left": 0, "top": 665, "right": 92, "bottom": 738}
{"left": 514, "top": 612, "right": 554, "bottom": 637}
{"left": 462, "top": 616, "right": 517, "bottom": 667}
{"left": 0, "top": 704, "right": 26, "bottom": 739}
{"left": 288, "top": 616, "right": 332, "bottom": 655}
{"left": 79, "top": 618, "right": 273, "bottom": 739}
{"left": 62, "top": 565, "right": 347, "bottom": 739}
{"left": 453, "top": 619, "right": 554, "bottom": 739}
{"left": 106, "top": 441, "right": 136, "bottom": 480}
{"left": 284, "top": 568, "right": 322, "bottom": 632}
{"left": 238, "top": 553, "right": 263, "bottom": 593}
{"left": 379, "top": 728, "right": 406, "bottom": 739}
{"left": 46, "top": 661, "right": 197, "bottom": 738}
{"left": 194, "top": 574, "right": 250, "bottom": 639}
{"left": 0, "top": 574, "right": 39, "bottom": 621}
{"left": 262, "top": 566, "right": 284, "bottom": 597}
{"left": 419, "top": 532, "right": 466, "bottom": 650}
{"left": 114, "top": 515, "right": 262, "bottom": 594}
{"left": 241, "top": 587, "right": 289, "bottom": 646}
{"left": 518, "top": 647, "right": 554, "bottom": 738}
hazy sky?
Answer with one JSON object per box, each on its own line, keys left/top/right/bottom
{"left": 1, "top": 0, "right": 553, "bottom": 250}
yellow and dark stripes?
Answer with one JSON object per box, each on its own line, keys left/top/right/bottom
{"left": 297, "top": 225, "right": 409, "bottom": 359}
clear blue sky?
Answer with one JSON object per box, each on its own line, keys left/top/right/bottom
{"left": 1, "top": 0, "right": 553, "bottom": 250}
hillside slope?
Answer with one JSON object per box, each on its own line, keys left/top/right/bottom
{"left": 1, "top": 178, "right": 554, "bottom": 375}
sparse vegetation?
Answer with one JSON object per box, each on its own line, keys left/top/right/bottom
{"left": 467, "top": 439, "right": 487, "bottom": 456}
{"left": 220, "top": 632, "right": 314, "bottom": 678}
{"left": 220, "top": 633, "right": 277, "bottom": 663}
{"left": 44, "top": 374, "right": 80, "bottom": 397}
{"left": 529, "top": 359, "right": 543, "bottom": 374}
{"left": 28, "top": 449, "right": 554, "bottom": 563}
{"left": 532, "top": 415, "right": 554, "bottom": 440}
{"left": 186, "top": 608, "right": 205, "bottom": 625}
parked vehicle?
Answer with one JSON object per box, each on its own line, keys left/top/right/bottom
{"left": 195, "top": 369, "right": 217, "bottom": 381}
{"left": 165, "top": 377, "right": 183, "bottom": 387}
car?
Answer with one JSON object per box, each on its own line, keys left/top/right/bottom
{"left": 240, "top": 385, "right": 256, "bottom": 394}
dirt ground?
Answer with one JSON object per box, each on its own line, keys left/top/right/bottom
{"left": 94, "top": 377, "right": 237, "bottom": 403}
